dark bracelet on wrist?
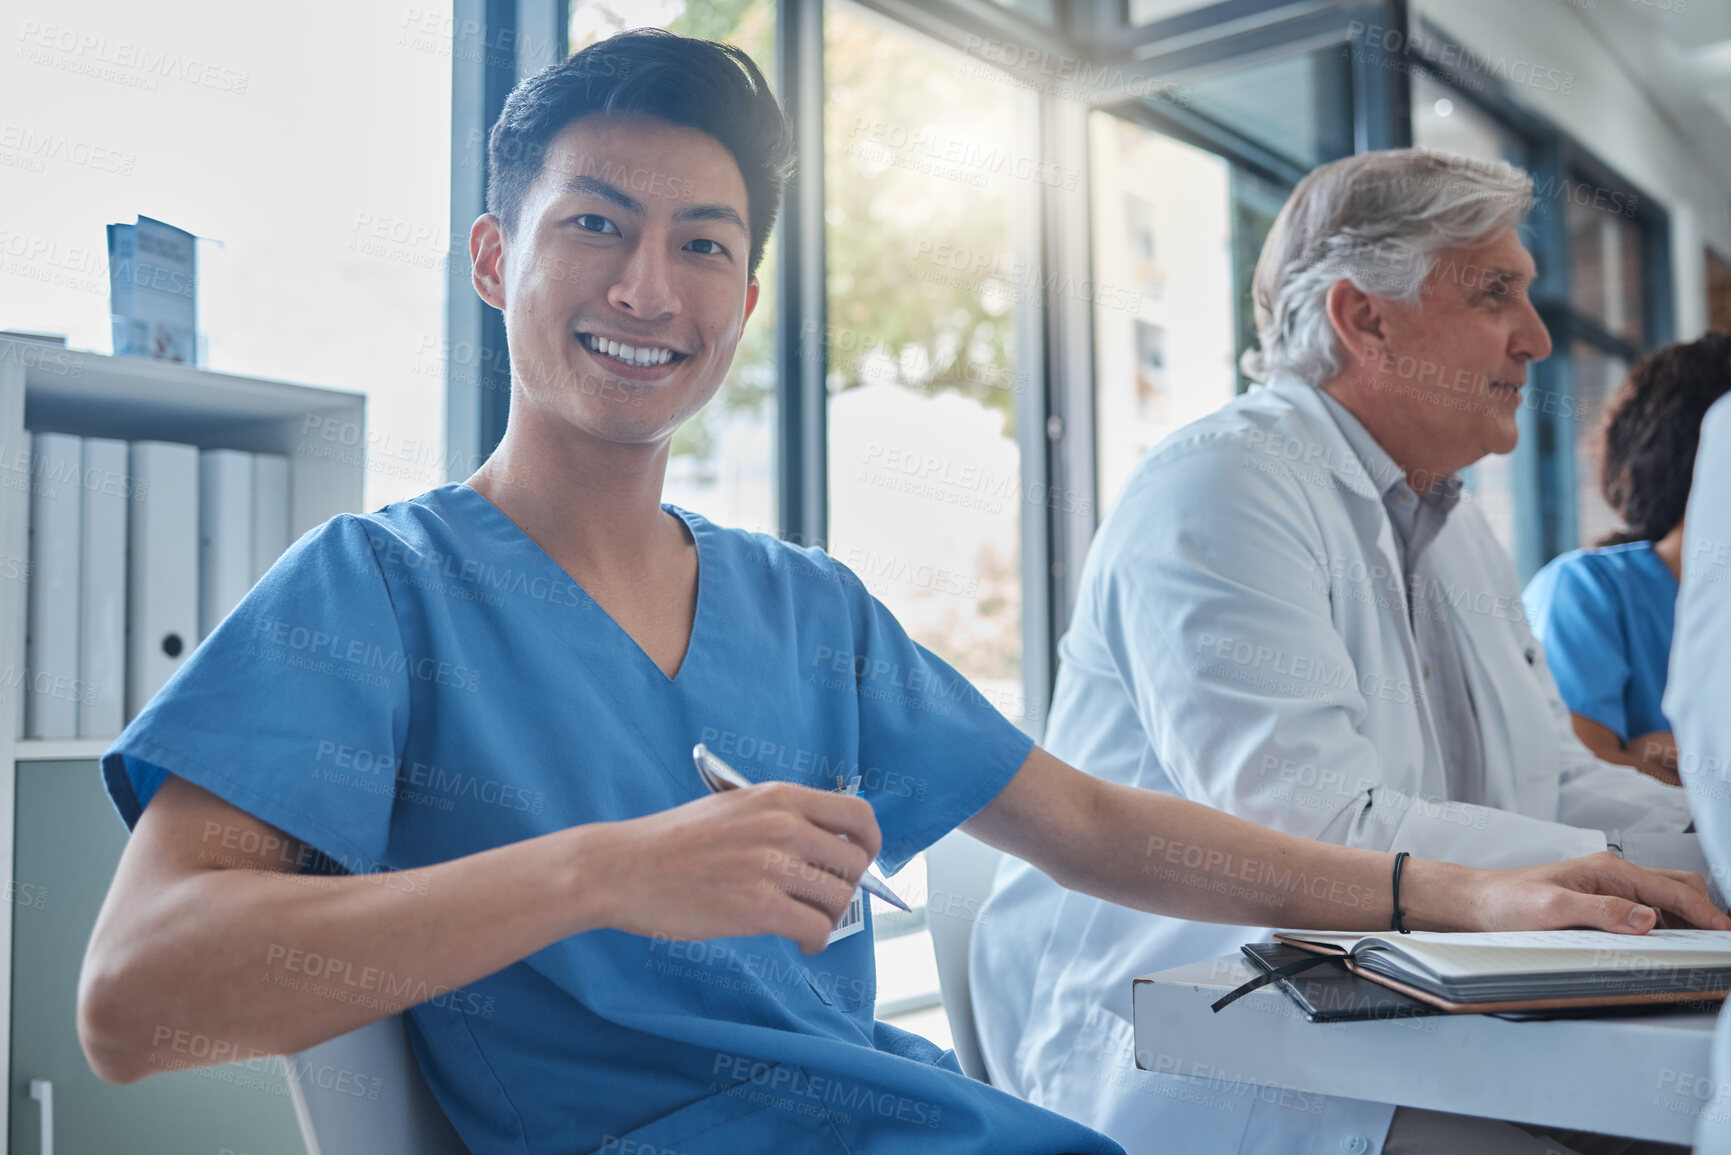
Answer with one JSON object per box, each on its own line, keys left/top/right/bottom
{"left": 1391, "top": 850, "right": 1411, "bottom": 934}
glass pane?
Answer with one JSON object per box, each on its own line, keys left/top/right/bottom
{"left": 0, "top": 0, "right": 451, "bottom": 511}
{"left": 985, "top": 0, "right": 1056, "bottom": 23}
{"left": 822, "top": 0, "right": 1027, "bottom": 1034}
{"left": 1570, "top": 340, "right": 1628, "bottom": 549}
{"left": 1568, "top": 194, "right": 1645, "bottom": 346}
{"left": 1411, "top": 73, "right": 1529, "bottom": 554}
{"left": 1230, "top": 167, "right": 1288, "bottom": 392}
{"left": 1411, "top": 72, "right": 1528, "bottom": 166}
{"left": 1090, "top": 112, "right": 1240, "bottom": 516}
{"left": 1179, "top": 45, "right": 1354, "bottom": 171}
{"left": 824, "top": 0, "right": 1024, "bottom": 725}
{"left": 569, "top": 0, "right": 779, "bottom": 533}
{"left": 1127, "top": 0, "right": 1230, "bottom": 23}
{"left": 1710, "top": 248, "right": 1731, "bottom": 332}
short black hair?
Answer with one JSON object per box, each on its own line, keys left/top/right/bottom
{"left": 486, "top": 29, "right": 794, "bottom": 279}
{"left": 1596, "top": 331, "right": 1731, "bottom": 546}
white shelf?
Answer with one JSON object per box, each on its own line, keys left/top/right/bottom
{"left": 0, "top": 336, "right": 368, "bottom": 1142}
{"left": 15, "top": 738, "right": 113, "bottom": 761}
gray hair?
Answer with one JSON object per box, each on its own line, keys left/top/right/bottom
{"left": 1241, "top": 148, "right": 1535, "bottom": 385}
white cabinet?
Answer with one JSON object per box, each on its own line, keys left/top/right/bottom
{"left": 0, "top": 336, "right": 366, "bottom": 1146}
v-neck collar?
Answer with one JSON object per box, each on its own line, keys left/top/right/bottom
{"left": 443, "top": 482, "right": 707, "bottom": 686}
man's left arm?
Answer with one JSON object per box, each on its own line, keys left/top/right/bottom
{"left": 960, "top": 745, "right": 1729, "bottom": 933}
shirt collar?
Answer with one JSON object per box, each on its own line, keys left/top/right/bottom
{"left": 1313, "top": 388, "right": 1464, "bottom": 512}
{"left": 1314, "top": 389, "right": 1407, "bottom": 499}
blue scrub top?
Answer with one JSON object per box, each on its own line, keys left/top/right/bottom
{"left": 103, "top": 484, "right": 1120, "bottom": 1155}
{"left": 1523, "top": 541, "right": 1679, "bottom": 742}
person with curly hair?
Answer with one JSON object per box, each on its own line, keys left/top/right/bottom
{"left": 1524, "top": 331, "right": 1731, "bottom": 785}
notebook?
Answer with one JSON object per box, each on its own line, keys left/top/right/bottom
{"left": 1273, "top": 928, "right": 1731, "bottom": 1014}
{"left": 1240, "top": 942, "right": 1441, "bottom": 1023}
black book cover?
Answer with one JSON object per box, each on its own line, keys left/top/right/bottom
{"left": 1240, "top": 942, "right": 1443, "bottom": 1023}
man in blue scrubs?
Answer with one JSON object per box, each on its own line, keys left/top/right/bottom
{"left": 75, "top": 31, "right": 1729, "bottom": 1155}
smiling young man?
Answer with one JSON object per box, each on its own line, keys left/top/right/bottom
{"left": 77, "top": 37, "right": 1726, "bottom": 1155}
{"left": 973, "top": 150, "right": 1709, "bottom": 1155}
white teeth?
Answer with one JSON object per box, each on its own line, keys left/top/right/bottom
{"left": 583, "top": 334, "right": 674, "bottom": 367}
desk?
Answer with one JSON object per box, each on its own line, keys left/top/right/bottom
{"left": 1131, "top": 955, "right": 1722, "bottom": 1145}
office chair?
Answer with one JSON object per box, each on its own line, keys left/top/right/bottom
{"left": 285, "top": 1013, "right": 470, "bottom": 1155}
{"left": 923, "top": 828, "right": 1005, "bottom": 1083}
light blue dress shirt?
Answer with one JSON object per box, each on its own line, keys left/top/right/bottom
{"left": 1315, "top": 391, "right": 1485, "bottom": 803}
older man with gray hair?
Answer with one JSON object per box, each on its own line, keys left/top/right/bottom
{"left": 971, "top": 148, "right": 1700, "bottom": 1155}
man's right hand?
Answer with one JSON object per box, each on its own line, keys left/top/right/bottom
{"left": 576, "top": 782, "right": 883, "bottom": 955}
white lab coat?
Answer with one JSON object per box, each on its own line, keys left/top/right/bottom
{"left": 972, "top": 376, "right": 1692, "bottom": 1155}
{"left": 1668, "top": 396, "right": 1731, "bottom": 1155}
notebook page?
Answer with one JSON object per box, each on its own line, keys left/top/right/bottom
{"left": 1276, "top": 929, "right": 1731, "bottom": 979}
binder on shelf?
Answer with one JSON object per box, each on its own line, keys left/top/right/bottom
{"left": 251, "top": 452, "right": 291, "bottom": 583}
{"left": 79, "top": 437, "right": 129, "bottom": 738}
{"left": 198, "top": 449, "right": 253, "bottom": 639}
{"left": 8, "top": 434, "right": 24, "bottom": 738}
{"left": 25, "top": 433, "right": 83, "bottom": 739}
{"left": 126, "top": 441, "right": 199, "bottom": 721}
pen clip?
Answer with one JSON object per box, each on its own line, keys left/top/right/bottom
{"left": 693, "top": 743, "right": 753, "bottom": 793}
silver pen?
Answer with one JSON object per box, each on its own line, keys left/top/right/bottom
{"left": 692, "top": 743, "right": 911, "bottom": 912}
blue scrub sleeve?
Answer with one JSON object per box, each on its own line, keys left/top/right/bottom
{"left": 102, "top": 515, "right": 411, "bottom": 872}
{"left": 832, "top": 574, "right": 1034, "bottom": 875}
{"left": 1527, "top": 556, "right": 1631, "bottom": 740}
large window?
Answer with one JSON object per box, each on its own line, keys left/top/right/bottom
{"left": 0, "top": 0, "right": 451, "bottom": 511}
{"left": 1087, "top": 34, "right": 1351, "bottom": 516}
{"left": 1089, "top": 113, "right": 1237, "bottom": 514}
{"left": 1568, "top": 196, "right": 1646, "bottom": 349}
{"left": 819, "top": 0, "right": 1035, "bottom": 1041}
{"left": 1559, "top": 179, "right": 1659, "bottom": 551}
{"left": 1568, "top": 340, "right": 1628, "bottom": 548}
{"left": 823, "top": 1, "right": 1025, "bottom": 726}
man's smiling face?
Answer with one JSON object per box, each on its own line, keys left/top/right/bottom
{"left": 489, "top": 113, "right": 759, "bottom": 447}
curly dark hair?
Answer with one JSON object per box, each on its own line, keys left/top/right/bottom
{"left": 1596, "top": 330, "right": 1731, "bottom": 546}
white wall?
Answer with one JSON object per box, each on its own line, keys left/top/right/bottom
{"left": 1414, "top": 0, "right": 1731, "bottom": 338}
